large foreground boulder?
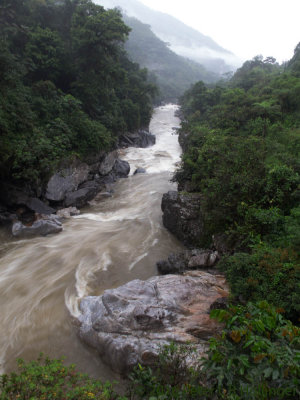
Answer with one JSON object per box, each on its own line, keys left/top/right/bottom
{"left": 76, "top": 271, "right": 228, "bottom": 374}
{"left": 161, "top": 191, "right": 204, "bottom": 247}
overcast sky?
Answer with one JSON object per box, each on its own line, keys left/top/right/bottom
{"left": 138, "top": 0, "right": 300, "bottom": 63}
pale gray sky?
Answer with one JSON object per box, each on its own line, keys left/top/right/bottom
{"left": 138, "top": 0, "right": 300, "bottom": 63}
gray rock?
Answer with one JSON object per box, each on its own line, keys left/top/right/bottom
{"left": 161, "top": 191, "right": 204, "bottom": 247}
{"left": 64, "top": 182, "right": 99, "bottom": 208}
{"left": 119, "top": 130, "right": 156, "bottom": 148}
{"left": 26, "top": 198, "right": 55, "bottom": 215}
{"left": 76, "top": 271, "right": 228, "bottom": 374}
{"left": 98, "top": 151, "right": 118, "bottom": 176}
{"left": 157, "top": 251, "right": 190, "bottom": 274}
{"left": 45, "top": 163, "right": 90, "bottom": 202}
{"left": 188, "top": 250, "right": 219, "bottom": 268}
{"left": 157, "top": 249, "right": 219, "bottom": 275}
{"left": 133, "top": 167, "right": 146, "bottom": 175}
{"left": 0, "top": 184, "right": 54, "bottom": 215}
{"left": 112, "top": 159, "right": 130, "bottom": 178}
{"left": 56, "top": 207, "right": 80, "bottom": 219}
{"left": 12, "top": 214, "right": 62, "bottom": 237}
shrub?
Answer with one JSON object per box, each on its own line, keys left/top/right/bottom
{"left": 219, "top": 246, "right": 300, "bottom": 321}
{"left": 202, "top": 301, "right": 300, "bottom": 400}
{"left": 0, "top": 355, "right": 123, "bottom": 400}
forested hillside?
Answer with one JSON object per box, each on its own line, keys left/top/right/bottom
{"left": 123, "top": 15, "right": 218, "bottom": 102}
{"left": 177, "top": 48, "right": 300, "bottom": 322}
{"left": 98, "top": 0, "right": 238, "bottom": 74}
{"left": 0, "top": 0, "right": 156, "bottom": 187}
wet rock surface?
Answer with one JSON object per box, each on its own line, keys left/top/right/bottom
{"left": 12, "top": 214, "right": 62, "bottom": 237}
{"left": 119, "top": 130, "right": 156, "bottom": 148}
{"left": 133, "top": 167, "right": 146, "bottom": 175}
{"left": 45, "top": 163, "right": 90, "bottom": 202}
{"left": 56, "top": 207, "right": 80, "bottom": 219}
{"left": 161, "top": 191, "right": 204, "bottom": 247}
{"left": 77, "top": 271, "right": 228, "bottom": 374}
{"left": 157, "top": 249, "right": 219, "bottom": 275}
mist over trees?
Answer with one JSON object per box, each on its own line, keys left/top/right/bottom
{"left": 123, "top": 15, "right": 218, "bottom": 102}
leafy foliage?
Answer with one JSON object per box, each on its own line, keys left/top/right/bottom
{"left": 0, "top": 355, "right": 123, "bottom": 399}
{"left": 128, "top": 343, "right": 212, "bottom": 400}
{"left": 219, "top": 245, "right": 300, "bottom": 322}
{"left": 0, "top": 0, "right": 156, "bottom": 186}
{"left": 176, "top": 48, "right": 300, "bottom": 318}
{"left": 203, "top": 301, "right": 300, "bottom": 399}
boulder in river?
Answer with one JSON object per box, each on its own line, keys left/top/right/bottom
{"left": 133, "top": 167, "right": 146, "bottom": 175}
{"left": 64, "top": 181, "right": 100, "bottom": 208}
{"left": 112, "top": 159, "right": 130, "bottom": 178}
{"left": 76, "top": 271, "right": 228, "bottom": 374}
{"left": 12, "top": 213, "right": 62, "bottom": 237}
{"left": 119, "top": 130, "right": 156, "bottom": 148}
{"left": 161, "top": 191, "right": 204, "bottom": 247}
{"left": 45, "top": 163, "right": 90, "bottom": 202}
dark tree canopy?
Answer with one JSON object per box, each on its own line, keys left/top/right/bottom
{"left": 0, "top": 0, "right": 157, "bottom": 184}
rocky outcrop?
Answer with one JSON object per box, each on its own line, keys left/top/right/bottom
{"left": 44, "top": 152, "right": 130, "bottom": 208}
{"left": 45, "top": 163, "right": 90, "bottom": 202}
{"left": 119, "top": 130, "right": 156, "bottom": 148}
{"left": 12, "top": 214, "right": 62, "bottom": 237}
{"left": 76, "top": 271, "right": 228, "bottom": 374}
{"left": 0, "top": 184, "right": 55, "bottom": 215}
{"left": 157, "top": 249, "right": 219, "bottom": 275}
{"left": 161, "top": 191, "right": 204, "bottom": 247}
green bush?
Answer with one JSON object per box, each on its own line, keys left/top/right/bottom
{"left": 202, "top": 301, "right": 300, "bottom": 400}
{"left": 219, "top": 246, "right": 300, "bottom": 321}
{"left": 128, "top": 343, "right": 212, "bottom": 400}
{"left": 0, "top": 355, "right": 124, "bottom": 400}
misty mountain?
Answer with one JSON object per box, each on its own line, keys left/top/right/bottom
{"left": 96, "top": 0, "right": 239, "bottom": 74}
{"left": 123, "top": 15, "right": 218, "bottom": 101}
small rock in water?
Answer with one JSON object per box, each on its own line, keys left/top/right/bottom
{"left": 56, "top": 207, "right": 80, "bottom": 219}
{"left": 133, "top": 167, "right": 146, "bottom": 175}
{"left": 12, "top": 213, "right": 62, "bottom": 237}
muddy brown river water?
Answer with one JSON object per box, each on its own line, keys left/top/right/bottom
{"left": 0, "top": 104, "right": 184, "bottom": 381}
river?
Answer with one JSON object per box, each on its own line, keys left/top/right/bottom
{"left": 0, "top": 104, "right": 184, "bottom": 380}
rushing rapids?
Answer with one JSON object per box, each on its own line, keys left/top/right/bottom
{"left": 0, "top": 105, "right": 184, "bottom": 380}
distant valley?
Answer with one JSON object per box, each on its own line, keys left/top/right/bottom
{"left": 97, "top": 0, "right": 240, "bottom": 74}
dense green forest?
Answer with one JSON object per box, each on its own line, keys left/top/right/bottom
{"left": 0, "top": 1, "right": 299, "bottom": 397}
{"left": 0, "top": 0, "right": 156, "bottom": 187}
{"left": 123, "top": 15, "right": 218, "bottom": 102}
{"left": 177, "top": 47, "right": 300, "bottom": 322}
